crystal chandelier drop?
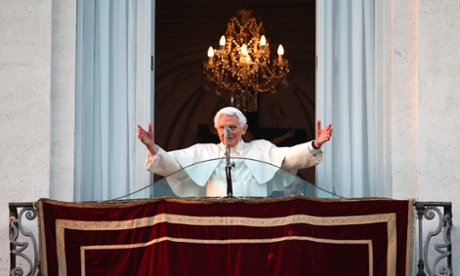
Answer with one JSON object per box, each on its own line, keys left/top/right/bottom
{"left": 203, "top": 9, "right": 289, "bottom": 112}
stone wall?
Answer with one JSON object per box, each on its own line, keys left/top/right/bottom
{"left": 391, "top": 0, "right": 459, "bottom": 272}
{"left": 0, "top": 0, "right": 75, "bottom": 272}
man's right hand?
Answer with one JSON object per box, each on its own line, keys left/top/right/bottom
{"left": 138, "top": 123, "right": 157, "bottom": 155}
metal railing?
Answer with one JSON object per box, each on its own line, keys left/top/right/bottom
{"left": 9, "top": 201, "right": 453, "bottom": 276}
{"left": 9, "top": 203, "right": 40, "bottom": 276}
{"left": 415, "top": 202, "right": 453, "bottom": 276}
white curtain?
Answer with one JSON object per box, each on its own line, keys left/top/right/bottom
{"left": 316, "top": 0, "right": 391, "bottom": 198}
{"left": 75, "top": 0, "right": 153, "bottom": 201}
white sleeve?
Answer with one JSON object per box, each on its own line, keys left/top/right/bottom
{"left": 145, "top": 145, "right": 182, "bottom": 177}
{"left": 308, "top": 140, "right": 321, "bottom": 155}
{"left": 281, "top": 141, "right": 323, "bottom": 171}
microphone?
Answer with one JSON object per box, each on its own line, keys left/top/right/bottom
{"left": 224, "top": 125, "right": 232, "bottom": 136}
{"left": 224, "top": 125, "right": 233, "bottom": 197}
{"left": 224, "top": 125, "right": 231, "bottom": 166}
{"left": 224, "top": 125, "right": 231, "bottom": 144}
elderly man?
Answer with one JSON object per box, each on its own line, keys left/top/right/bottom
{"left": 138, "top": 106, "right": 332, "bottom": 197}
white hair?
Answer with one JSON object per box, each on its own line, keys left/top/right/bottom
{"left": 214, "top": 107, "right": 247, "bottom": 127}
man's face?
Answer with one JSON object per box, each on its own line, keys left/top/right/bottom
{"left": 216, "top": 114, "right": 248, "bottom": 147}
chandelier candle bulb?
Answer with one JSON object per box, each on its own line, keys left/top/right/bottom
{"left": 207, "top": 47, "right": 215, "bottom": 65}
{"left": 241, "top": 44, "right": 248, "bottom": 56}
{"left": 277, "top": 45, "right": 284, "bottom": 62}
{"left": 260, "top": 35, "right": 267, "bottom": 51}
{"left": 219, "top": 35, "right": 226, "bottom": 50}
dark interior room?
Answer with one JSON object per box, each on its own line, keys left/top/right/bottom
{"left": 154, "top": 0, "right": 317, "bottom": 182}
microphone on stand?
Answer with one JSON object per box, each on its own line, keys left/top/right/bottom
{"left": 224, "top": 126, "right": 231, "bottom": 166}
{"left": 224, "top": 126, "right": 233, "bottom": 197}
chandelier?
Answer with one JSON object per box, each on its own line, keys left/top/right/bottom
{"left": 203, "top": 9, "right": 289, "bottom": 112}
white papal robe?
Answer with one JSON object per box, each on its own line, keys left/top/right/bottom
{"left": 145, "top": 139, "right": 322, "bottom": 197}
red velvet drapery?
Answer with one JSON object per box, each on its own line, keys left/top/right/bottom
{"left": 37, "top": 196, "right": 414, "bottom": 276}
